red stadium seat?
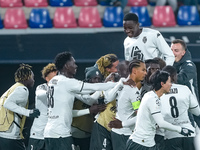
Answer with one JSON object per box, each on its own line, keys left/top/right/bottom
{"left": 74, "top": 0, "right": 97, "bottom": 6}
{"left": 152, "top": 6, "right": 176, "bottom": 27}
{"left": 4, "top": 8, "right": 27, "bottom": 29}
{"left": 54, "top": 8, "right": 77, "bottom": 28}
{"left": 0, "top": 0, "right": 23, "bottom": 7}
{"left": 24, "top": 0, "right": 48, "bottom": 7}
{"left": 78, "top": 7, "right": 102, "bottom": 28}
{"left": 127, "top": 0, "right": 148, "bottom": 6}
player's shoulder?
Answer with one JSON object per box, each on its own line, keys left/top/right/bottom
{"left": 36, "top": 83, "right": 48, "bottom": 91}
{"left": 142, "top": 28, "right": 161, "bottom": 35}
{"left": 173, "top": 84, "right": 190, "bottom": 92}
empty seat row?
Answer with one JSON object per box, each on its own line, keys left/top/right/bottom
{"left": 0, "top": 0, "right": 148, "bottom": 7}
{"left": 0, "top": 5, "right": 199, "bottom": 29}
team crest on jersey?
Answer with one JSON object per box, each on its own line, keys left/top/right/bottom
{"left": 156, "top": 99, "right": 161, "bottom": 106}
{"left": 96, "top": 71, "right": 99, "bottom": 75}
{"left": 143, "top": 36, "right": 147, "bottom": 43}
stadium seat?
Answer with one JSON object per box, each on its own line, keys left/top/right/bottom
{"left": 54, "top": 8, "right": 77, "bottom": 28}
{"left": 78, "top": 7, "right": 102, "bottom": 28}
{"left": 49, "top": 0, "right": 73, "bottom": 6}
{"left": 4, "top": 8, "right": 27, "bottom": 29}
{"left": 152, "top": 6, "right": 176, "bottom": 27}
{"left": 103, "top": 7, "right": 123, "bottom": 27}
{"left": 0, "top": 16, "right": 3, "bottom": 29}
{"left": 24, "top": 0, "right": 48, "bottom": 7}
{"left": 29, "top": 8, "right": 53, "bottom": 28}
{"left": 127, "top": 0, "right": 148, "bottom": 6}
{"left": 130, "top": 6, "right": 151, "bottom": 26}
{"left": 177, "top": 5, "right": 200, "bottom": 26}
{"left": 74, "top": 0, "right": 98, "bottom": 6}
{"left": 0, "top": 0, "right": 23, "bottom": 7}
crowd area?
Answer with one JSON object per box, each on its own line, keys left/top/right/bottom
{"left": 0, "top": 12, "right": 200, "bottom": 150}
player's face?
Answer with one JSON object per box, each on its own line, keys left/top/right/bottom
{"left": 123, "top": 20, "right": 140, "bottom": 38}
{"left": 171, "top": 43, "right": 186, "bottom": 62}
{"left": 148, "top": 64, "right": 160, "bottom": 74}
{"left": 106, "top": 60, "right": 119, "bottom": 73}
{"left": 26, "top": 71, "right": 35, "bottom": 88}
{"left": 67, "top": 57, "right": 78, "bottom": 77}
{"left": 162, "top": 76, "right": 172, "bottom": 93}
{"left": 135, "top": 62, "right": 147, "bottom": 81}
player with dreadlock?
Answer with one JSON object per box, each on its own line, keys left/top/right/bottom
{"left": 0, "top": 64, "right": 40, "bottom": 150}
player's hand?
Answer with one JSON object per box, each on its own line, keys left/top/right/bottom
{"left": 108, "top": 118, "right": 123, "bottom": 129}
{"left": 89, "top": 104, "right": 106, "bottom": 115}
{"left": 29, "top": 109, "right": 40, "bottom": 118}
{"left": 72, "top": 144, "right": 80, "bottom": 150}
{"left": 180, "top": 127, "right": 194, "bottom": 136}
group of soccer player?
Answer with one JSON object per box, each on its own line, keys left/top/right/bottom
{"left": 0, "top": 12, "right": 200, "bottom": 150}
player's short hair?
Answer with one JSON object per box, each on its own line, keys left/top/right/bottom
{"left": 153, "top": 57, "right": 166, "bottom": 70}
{"left": 150, "top": 70, "right": 170, "bottom": 91}
{"left": 162, "top": 65, "right": 177, "bottom": 83}
{"left": 128, "top": 59, "right": 144, "bottom": 74}
{"left": 172, "top": 39, "right": 187, "bottom": 50}
{"left": 41, "top": 63, "right": 57, "bottom": 80}
{"left": 123, "top": 13, "right": 139, "bottom": 22}
{"left": 145, "top": 59, "right": 159, "bottom": 69}
{"left": 15, "top": 64, "right": 32, "bottom": 82}
{"left": 54, "top": 51, "right": 72, "bottom": 71}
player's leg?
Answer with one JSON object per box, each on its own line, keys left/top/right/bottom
{"left": 111, "top": 131, "right": 129, "bottom": 150}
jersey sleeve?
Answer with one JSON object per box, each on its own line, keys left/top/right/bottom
{"left": 3, "top": 86, "right": 30, "bottom": 117}
{"left": 149, "top": 97, "right": 161, "bottom": 115}
{"left": 153, "top": 31, "right": 175, "bottom": 66}
{"left": 35, "top": 84, "right": 47, "bottom": 101}
{"left": 189, "top": 90, "right": 200, "bottom": 116}
{"left": 124, "top": 38, "right": 131, "bottom": 61}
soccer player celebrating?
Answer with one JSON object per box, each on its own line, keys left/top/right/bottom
{"left": 123, "top": 13, "right": 175, "bottom": 66}
{"left": 0, "top": 64, "right": 40, "bottom": 150}
{"left": 161, "top": 65, "right": 200, "bottom": 150}
{"left": 27, "top": 63, "right": 57, "bottom": 150}
{"left": 108, "top": 59, "right": 147, "bottom": 150}
{"left": 44, "top": 52, "right": 116, "bottom": 150}
{"left": 126, "top": 70, "right": 194, "bottom": 150}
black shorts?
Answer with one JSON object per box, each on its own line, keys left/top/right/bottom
{"left": 89, "top": 122, "right": 112, "bottom": 150}
{"left": 27, "top": 138, "right": 45, "bottom": 150}
{"left": 45, "top": 136, "right": 74, "bottom": 150}
{"left": 111, "top": 131, "right": 129, "bottom": 150}
{"left": 73, "top": 136, "right": 90, "bottom": 150}
{"left": 0, "top": 137, "right": 26, "bottom": 150}
{"left": 164, "top": 137, "right": 195, "bottom": 150}
{"left": 126, "top": 139, "right": 158, "bottom": 150}
{"left": 154, "top": 134, "right": 165, "bottom": 150}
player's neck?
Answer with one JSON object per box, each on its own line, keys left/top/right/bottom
{"left": 154, "top": 89, "right": 164, "bottom": 98}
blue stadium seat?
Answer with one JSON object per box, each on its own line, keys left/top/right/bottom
{"left": 29, "top": 8, "right": 53, "bottom": 28}
{"left": 130, "top": 6, "right": 151, "bottom": 26}
{"left": 177, "top": 5, "right": 200, "bottom": 26}
{"left": 0, "top": 16, "right": 3, "bottom": 29}
{"left": 49, "top": 0, "right": 73, "bottom": 6}
{"left": 103, "top": 7, "right": 124, "bottom": 27}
